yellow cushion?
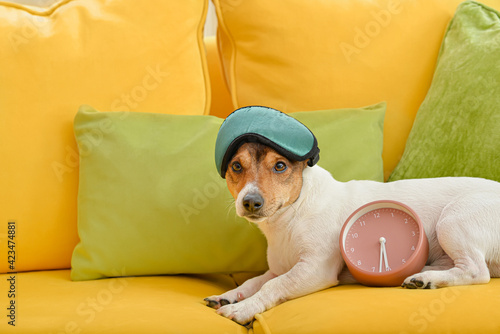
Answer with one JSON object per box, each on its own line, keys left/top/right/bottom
{"left": 253, "top": 278, "right": 500, "bottom": 334}
{"left": 0, "top": 0, "right": 209, "bottom": 273}
{"left": 6, "top": 271, "right": 499, "bottom": 333}
{"left": 1, "top": 270, "right": 246, "bottom": 333}
{"left": 213, "top": 0, "right": 500, "bottom": 179}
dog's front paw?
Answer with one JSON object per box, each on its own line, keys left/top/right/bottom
{"left": 204, "top": 296, "right": 236, "bottom": 310}
{"left": 217, "top": 298, "right": 264, "bottom": 326}
{"left": 401, "top": 274, "right": 437, "bottom": 289}
{"left": 205, "top": 290, "right": 248, "bottom": 310}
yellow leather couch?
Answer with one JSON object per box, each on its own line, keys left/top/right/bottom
{"left": 1, "top": 0, "right": 500, "bottom": 333}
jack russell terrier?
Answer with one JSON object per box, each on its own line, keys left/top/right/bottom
{"left": 205, "top": 106, "right": 500, "bottom": 325}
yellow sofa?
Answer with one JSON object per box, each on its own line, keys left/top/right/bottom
{"left": 2, "top": 0, "right": 500, "bottom": 333}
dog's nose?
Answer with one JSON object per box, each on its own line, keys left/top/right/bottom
{"left": 243, "top": 193, "right": 264, "bottom": 213}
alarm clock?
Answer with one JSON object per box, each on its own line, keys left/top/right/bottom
{"left": 339, "top": 200, "right": 429, "bottom": 287}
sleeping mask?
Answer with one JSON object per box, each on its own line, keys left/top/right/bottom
{"left": 215, "top": 106, "right": 320, "bottom": 178}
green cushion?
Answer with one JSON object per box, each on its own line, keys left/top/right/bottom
{"left": 389, "top": 1, "right": 500, "bottom": 182}
{"left": 71, "top": 103, "right": 385, "bottom": 281}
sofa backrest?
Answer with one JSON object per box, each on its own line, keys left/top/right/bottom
{"left": 210, "top": 0, "right": 500, "bottom": 179}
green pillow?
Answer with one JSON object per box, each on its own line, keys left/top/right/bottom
{"left": 71, "top": 103, "right": 385, "bottom": 281}
{"left": 389, "top": 1, "right": 500, "bottom": 182}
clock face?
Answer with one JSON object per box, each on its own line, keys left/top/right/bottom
{"left": 340, "top": 201, "right": 428, "bottom": 286}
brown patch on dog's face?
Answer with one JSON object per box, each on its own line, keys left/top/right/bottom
{"left": 225, "top": 142, "right": 308, "bottom": 222}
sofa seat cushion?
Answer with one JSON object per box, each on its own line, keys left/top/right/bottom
{"left": 4, "top": 270, "right": 499, "bottom": 333}
{"left": 252, "top": 279, "right": 500, "bottom": 334}
{"left": 1, "top": 270, "right": 246, "bottom": 334}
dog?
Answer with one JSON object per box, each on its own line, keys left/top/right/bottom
{"left": 205, "top": 141, "right": 500, "bottom": 326}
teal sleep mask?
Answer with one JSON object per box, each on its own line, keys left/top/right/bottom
{"left": 215, "top": 106, "right": 320, "bottom": 178}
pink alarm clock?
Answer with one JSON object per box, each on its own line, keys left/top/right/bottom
{"left": 339, "top": 200, "right": 429, "bottom": 287}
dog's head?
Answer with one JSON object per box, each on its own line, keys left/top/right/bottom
{"left": 225, "top": 142, "right": 308, "bottom": 222}
{"left": 215, "top": 106, "right": 320, "bottom": 222}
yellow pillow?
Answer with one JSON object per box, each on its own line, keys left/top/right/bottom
{"left": 0, "top": 0, "right": 209, "bottom": 273}
{"left": 213, "top": 0, "right": 500, "bottom": 179}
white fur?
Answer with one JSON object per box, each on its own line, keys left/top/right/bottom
{"left": 207, "top": 165, "right": 500, "bottom": 324}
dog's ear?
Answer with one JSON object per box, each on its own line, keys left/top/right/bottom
{"left": 292, "top": 159, "right": 309, "bottom": 176}
{"left": 300, "top": 159, "right": 309, "bottom": 170}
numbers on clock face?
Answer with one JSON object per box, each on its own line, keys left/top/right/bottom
{"left": 344, "top": 208, "right": 419, "bottom": 273}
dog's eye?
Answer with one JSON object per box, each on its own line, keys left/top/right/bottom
{"left": 232, "top": 162, "right": 242, "bottom": 173}
{"left": 274, "top": 162, "right": 287, "bottom": 173}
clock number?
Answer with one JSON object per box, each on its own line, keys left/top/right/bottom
{"left": 357, "top": 260, "right": 362, "bottom": 266}
{"left": 373, "top": 212, "right": 380, "bottom": 219}
{"left": 402, "top": 259, "right": 406, "bottom": 264}
{"left": 352, "top": 233, "right": 359, "bottom": 238}
{"left": 350, "top": 247, "right": 355, "bottom": 253}
{"left": 404, "top": 218, "right": 408, "bottom": 224}
{"left": 412, "top": 231, "right": 416, "bottom": 237}
{"left": 372, "top": 267, "right": 376, "bottom": 272}
{"left": 411, "top": 246, "right": 416, "bottom": 251}
{"left": 359, "top": 220, "right": 366, "bottom": 227}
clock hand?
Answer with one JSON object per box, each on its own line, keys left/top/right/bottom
{"left": 379, "top": 237, "right": 385, "bottom": 273}
{"left": 379, "top": 237, "right": 390, "bottom": 272}
{"left": 382, "top": 239, "right": 390, "bottom": 271}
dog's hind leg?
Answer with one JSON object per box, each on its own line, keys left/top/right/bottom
{"left": 402, "top": 250, "right": 490, "bottom": 289}
{"left": 420, "top": 254, "right": 454, "bottom": 272}
{"left": 402, "top": 193, "right": 500, "bottom": 289}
